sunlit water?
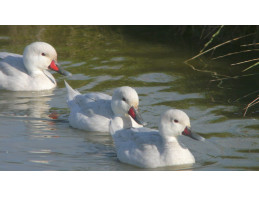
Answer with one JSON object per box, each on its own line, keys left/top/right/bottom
{"left": 0, "top": 26, "right": 258, "bottom": 170}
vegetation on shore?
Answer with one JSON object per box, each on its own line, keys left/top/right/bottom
{"left": 1, "top": 25, "right": 258, "bottom": 116}
{"left": 113, "top": 25, "right": 258, "bottom": 116}
{"left": 183, "top": 25, "right": 258, "bottom": 116}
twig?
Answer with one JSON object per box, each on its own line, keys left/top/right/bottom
{"left": 184, "top": 33, "right": 255, "bottom": 63}
{"left": 200, "top": 26, "right": 219, "bottom": 40}
{"left": 243, "top": 96, "right": 259, "bottom": 117}
{"left": 184, "top": 61, "right": 218, "bottom": 75}
{"left": 212, "top": 49, "right": 259, "bottom": 60}
{"left": 210, "top": 73, "right": 259, "bottom": 82}
{"left": 242, "top": 61, "right": 259, "bottom": 72}
{"left": 241, "top": 43, "right": 259, "bottom": 47}
{"left": 231, "top": 58, "right": 259, "bottom": 66}
{"left": 234, "top": 90, "right": 259, "bottom": 102}
{"left": 200, "top": 25, "right": 224, "bottom": 53}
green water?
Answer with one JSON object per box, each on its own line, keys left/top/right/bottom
{"left": 0, "top": 26, "right": 258, "bottom": 170}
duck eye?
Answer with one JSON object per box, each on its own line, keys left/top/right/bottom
{"left": 122, "top": 97, "right": 126, "bottom": 101}
{"left": 41, "top": 53, "right": 46, "bottom": 56}
{"left": 174, "top": 119, "right": 179, "bottom": 123}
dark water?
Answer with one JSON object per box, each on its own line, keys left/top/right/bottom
{"left": 0, "top": 26, "right": 258, "bottom": 170}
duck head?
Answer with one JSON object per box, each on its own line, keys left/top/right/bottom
{"left": 159, "top": 109, "right": 205, "bottom": 141}
{"left": 111, "top": 86, "right": 145, "bottom": 126}
{"left": 23, "top": 41, "right": 70, "bottom": 76}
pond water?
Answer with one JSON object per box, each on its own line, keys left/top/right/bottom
{"left": 0, "top": 26, "right": 258, "bottom": 170}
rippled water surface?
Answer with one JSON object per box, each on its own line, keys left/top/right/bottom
{"left": 0, "top": 26, "right": 258, "bottom": 170}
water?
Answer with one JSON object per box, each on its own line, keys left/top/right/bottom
{"left": 0, "top": 26, "right": 258, "bottom": 170}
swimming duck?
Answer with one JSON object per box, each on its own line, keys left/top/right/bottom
{"left": 0, "top": 41, "right": 71, "bottom": 91}
{"left": 65, "top": 81, "right": 145, "bottom": 132}
{"left": 110, "top": 109, "right": 205, "bottom": 168}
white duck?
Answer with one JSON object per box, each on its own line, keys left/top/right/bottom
{"left": 0, "top": 41, "right": 71, "bottom": 91}
{"left": 110, "top": 109, "right": 205, "bottom": 168}
{"left": 65, "top": 81, "right": 145, "bottom": 132}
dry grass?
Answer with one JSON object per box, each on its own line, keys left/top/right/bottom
{"left": 243, "top": 95, "right": 259, "bottom": 116}
{"left": 184, "top": 25, "right": 259, "bottom": 116}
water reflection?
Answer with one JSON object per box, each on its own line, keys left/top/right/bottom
{"left": 0, "top": 90, "right": 54, "bottom": 118}
{"left": 0, "top": 26, "right": 258, "bottom": 170}
{"left": 0, "top": 89, "right": 60, "bottom": 140}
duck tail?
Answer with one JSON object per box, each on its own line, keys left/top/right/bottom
{"left": 64, "top": 80, "right": 80, "bottom": 101}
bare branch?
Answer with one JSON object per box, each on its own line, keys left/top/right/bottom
{"left": 212, "top": 49, "right": 259, "bottom": 60}
{"left": 184, "top": 33, "right": 255, "bottom": 63}
{"left": 231, "top": 58, "right": 259, "bottom": 66}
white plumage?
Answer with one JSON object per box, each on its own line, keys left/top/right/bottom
{"left": 65, "top": 81, "right": 144, "bottom": 132}
{"left": 110, "top": 109, "right": 205, "bottom": 168}
{"left": 0, "top": 42, "right": 70, "bottom": 91}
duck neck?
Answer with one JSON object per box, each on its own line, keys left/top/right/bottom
{"left": 120, "top": 115, "right": 133, "bottom": 129}
{"left": 162, "top": 136, "right": 178, "bottom": 143}
{"left": 161, "top": 136, "right": 182, "bottom": 154}
{"left": 29, "top": 69, "right": 43, "bottom": 77}
{"left": 23, "top": 61, "right": 41, "bottom": 77}
{"left": 23, "top": 53, "right": 42, "bottom": 76}
{"left": 109, "top": 115, "right": 132, "bottom": 134}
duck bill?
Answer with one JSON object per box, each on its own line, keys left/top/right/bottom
{"left": 48, "top": 60, "right": 71, "bottom": 76}
{"left": 128, "top": 106, "right": 146, "bottom": 126}
{"left": 182, "top": 127, "right": 205, "bottom": 141}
